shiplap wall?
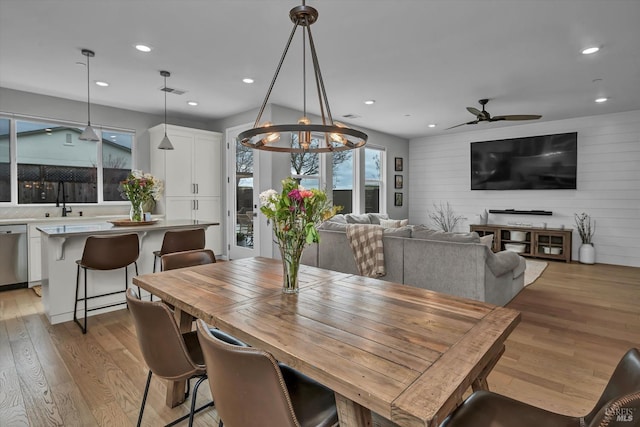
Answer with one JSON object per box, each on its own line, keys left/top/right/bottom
{"left": 408, "top": 110, "right": 640, "bottom": 267}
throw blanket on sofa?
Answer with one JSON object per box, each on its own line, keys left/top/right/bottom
{"left": 346, "top": 224, "right": 386, "bottom": 278}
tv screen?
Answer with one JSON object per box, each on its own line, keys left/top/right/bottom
{"left": 471, "top": 132, "right": 577, "bottom": 190}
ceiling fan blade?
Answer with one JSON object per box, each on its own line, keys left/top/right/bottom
{"left": 491, "top": 114, "right": 542, "bottom": 121}
{"left": 466, "top": 107, "right": 482, "bottom": 117}
{"left": 445, "top": 120, "right": 479, "bottom": 130}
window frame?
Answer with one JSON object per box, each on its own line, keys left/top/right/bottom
{"left": 0, "top": 113, "right": 136, "bottom": 206}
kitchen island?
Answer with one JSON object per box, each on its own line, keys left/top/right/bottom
{"left": 37, "top": 219, "right": 219, "bottom": 325}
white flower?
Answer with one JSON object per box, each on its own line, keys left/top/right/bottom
{"left": 259, "top": 189, "right": 278, "bottom": 206}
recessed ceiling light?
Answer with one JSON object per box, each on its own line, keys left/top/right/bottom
{"left": 135, "top": 44, "right": 152, "bottom": 53}
{"left": 242, "top": 78, "right": 254, "bottom": 84}
{"left": 364, "top": 99, "right": 375, "bottom": 105}
{"left": 110, "top": 135, "right": 117, "bottom": 139}
{"left": 595, "top": 97, "right": 608, "bottom": 103}
{"left": 95, "top": 81, "right": 109, "bottom": 87}
{"left": 582, "top": 46, "right": 600, "bottom": 55}
{"left": 187, "top": 101, "right": 199, "bottom": 106}
{"left": 45, "top": 128, "right": 52, "bottom": 132}
{"left": 428, "top": 124, "right": 437, "bottom": 128}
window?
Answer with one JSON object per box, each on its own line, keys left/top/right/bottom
{"left": 0, "top": 118, "right": 10, "bottom": 202}
{"left": 9, "top": 117, "right": 133, "bottom": 204}
{"left": 290, "top": 134, "right": 321, "bottom": 189}
{"left": 364, "top": 147, "right": 384, "bottom": 213}
{"left": 332, "top": 150, "right": 353, "bottom": 213}
{"left": 103, "top": 131, "right": 133, "bottom": 201}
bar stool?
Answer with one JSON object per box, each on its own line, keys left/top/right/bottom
{"left": 74, "top": 233, "right": 140, "bottom": 334}
{"left": 152, "top": 228, "right": 206, "bottom": 273}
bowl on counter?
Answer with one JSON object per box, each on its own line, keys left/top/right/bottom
{"left": 509, "top": 231, "right": 528, "bottom": 241}
{"left": 504, "top": 243, "right": 526, "bottom": 253}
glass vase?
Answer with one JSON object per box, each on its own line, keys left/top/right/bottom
{"left": 129, "top": 201, "right": 144, "bottom": 222}
{"left": 279, "top": 240, "right": 302, "bottom": 294}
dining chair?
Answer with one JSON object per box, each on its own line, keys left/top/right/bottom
{"left": 153, "top": 228, "right": 206, "bottom": 272}
{"left": 440, "top": 348, "right": 640, "bottom": 427}
{"left": 161, "top": 248, "right": 216, "bottom": 271}
{"left": 126, "top": 289, "right": 246, "bottom": 427}
{"left": 196, "top": 319, "right": 338, "bottom": 427}
{"left": 74, "top": 233, "right": 139, "bottom": 334}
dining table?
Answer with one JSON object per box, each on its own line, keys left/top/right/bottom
{"left": 132, "top": 256, "right": 520, "bottom": 427}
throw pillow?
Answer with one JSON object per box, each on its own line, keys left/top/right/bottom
{"left": 345, "top": 213, "right": 371, "bottom": 224}
{"left": 480, "top": 234, "right": 494, "bottom": 249}
{"left": 412, "top": 229, "right": 481, "bottom": 243}
{"left": 367, "top": 213, "right": 390, "bottom": 224}
{"left": 380, "top": 219, "right": 402, "bottom": 229}
{"left": 400, "top": 219, "right": 409, "bottom": 227}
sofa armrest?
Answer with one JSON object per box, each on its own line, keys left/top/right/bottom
{"left": 485, "top": 249, "right": 522, "bottom": 277}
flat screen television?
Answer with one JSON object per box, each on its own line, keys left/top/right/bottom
{"left": 471, "top": 132, "right": 577, "bottom": 190}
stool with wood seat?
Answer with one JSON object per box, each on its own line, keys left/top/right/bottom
{"left": 74, "top": 233, "right": 140, "bottom": 334}
{"left": 152, "top": 228, "right": 206, "bottom": 273}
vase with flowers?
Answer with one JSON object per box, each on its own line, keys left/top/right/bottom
{"left": 260, "top": 178, "right": 338, "bottom": 294}
{"left": 575, "top": 212, "right": 596, "bottom": 264}
{"left": 119, "top": 170, "right": 164, "bottom": 222}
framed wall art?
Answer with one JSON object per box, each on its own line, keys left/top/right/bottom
{"left": 394, "top": 157, "right": 403, "bottom": 171}
{"left": 394, "top": 192, "right": 403, "bottom": 207}
{"left": 394, "top": 175, "right": 403, "bottom": 189}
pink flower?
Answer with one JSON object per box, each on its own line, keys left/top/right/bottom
{"left": 299, "top": 190, "right": 313, "bottom": 198}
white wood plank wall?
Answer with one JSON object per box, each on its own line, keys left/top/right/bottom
{"left": 408, "top": 110, "right": 640, "bottom": 267}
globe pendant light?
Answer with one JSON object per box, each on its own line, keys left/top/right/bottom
{"left": 79, "top": 49, "right": 100, "bottom": 141}
{"left": 157, "top": 70, "right": 174, "bottom": 150}
{"left": 237, "top": 1, "right": 367, "bottom": 153}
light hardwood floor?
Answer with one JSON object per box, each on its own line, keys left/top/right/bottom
{"left": 1, "top": 261, "right": 639, "bottom": 426}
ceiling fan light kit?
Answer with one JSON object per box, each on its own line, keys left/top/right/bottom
{"left": 79, "top": 49, "right": 100, "bottom": 141}
{"left": 237, "top": 0, "right": 367, "bottom": 153}
{"left": 446, "top": 98, "right": 542, "bottom": 130}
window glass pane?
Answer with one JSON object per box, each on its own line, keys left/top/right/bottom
{"left": 103, "top": 131, "right": 133, "bottom": 201}
{"left": 236, "top": 141, "right": 254, "bottom": 248}
{"left": 0, "top": 118, "right": 10, "bottom": 202}
{"left": 365, "top": 148, "right": 383, "bottom": 213}
{"left": 16, "top": 120, "right": 98, "bottom": 204}
{"left": 332, "top": 150, "right": 353, "bottom": 213}
{"left": 290, "top": 134, "right": 321, "bottom": 189}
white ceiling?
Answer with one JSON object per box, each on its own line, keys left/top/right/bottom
{"left": 1, "top": 0, "right": 639, "bottom": 140}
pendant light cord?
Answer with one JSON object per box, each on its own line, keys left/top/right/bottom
{"left": 86, "top": 53, "right": 91, "bottom": 125}
{"left": 164, "top": 74, "right": 168, "bottom": 135}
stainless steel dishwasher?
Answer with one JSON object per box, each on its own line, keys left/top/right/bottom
{"left": 0, "top": 224, "right": 29, "bottom": 290}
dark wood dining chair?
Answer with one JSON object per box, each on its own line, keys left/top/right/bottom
{"left": 196, "top": 319, "right": 338, "bottom": 427}
{"left": 153, "top": 228, "right": 206, "bottom": 272}
{"left": 74, "top": 233, "right": 139, "bottom": 334}
{"left": 440, "top": 348, "right": 640, "bottom": 427}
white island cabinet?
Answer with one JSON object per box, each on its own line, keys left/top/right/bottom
{"left": 150, "top": 124, "right": 223, "bottom": 255}
{"left": 37, "top": 219, "right": 218, "bottom": 325}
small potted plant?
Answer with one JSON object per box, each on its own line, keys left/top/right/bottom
{"left": 574, "top": 212, "right": 596, "bottom": 264}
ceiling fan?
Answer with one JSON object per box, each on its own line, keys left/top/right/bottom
{"left": 446, "top": 99, "right": 542, "bottom": 130}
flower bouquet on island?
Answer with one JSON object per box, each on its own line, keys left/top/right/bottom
{"left": 119, "top": 170, "right": 164, "bottom": 221}
{"left": 259, "top": 178, "right": 339, "bottom": 293}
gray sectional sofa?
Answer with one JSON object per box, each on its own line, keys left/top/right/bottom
{"left": 300, "top": 214, "right": 526, "bottom": 306}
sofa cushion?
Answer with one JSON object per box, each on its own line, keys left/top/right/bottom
{"left": 328, "top": 214, "right": 347, "bottom": 224}
{"left": 345, "top": 214, "right": 372, "bottom": 224}
{"left": 383, "top": 226, "right": 412, "bottom": 238}
{"left": 480, "top": 234, "right": 494, "bottom": 249}
{"left": 367, "top": 213, "right": 389, "bottom": 224}
{"left": 380, "top": 219, "right": 401, "bottom": 228}
{"left": 318, "top": 220, "right": 348, "bottom": 232}
{"left": 412, "top": 229, "right": 481, "bottom": 243}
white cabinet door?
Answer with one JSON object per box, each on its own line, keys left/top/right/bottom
{"left": 193, "top": 135, "right": 221, "bottom": 197}
{"left": 163, "top": 134, "right": 195, "bottom": 197}
{"left": 29, "top": 236, "right": 41, "bottom": 282}
{"left": 165, "top": 197, "right": 195, "bottom": 220}
{"left": 195, "top": 197, "right": 222, "bottom": 254}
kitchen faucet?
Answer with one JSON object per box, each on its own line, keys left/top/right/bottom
{"left": 56, "top": 180, "right": 72, "bottom": 217}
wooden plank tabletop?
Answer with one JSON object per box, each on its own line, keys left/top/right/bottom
{"left": 132, "top": 257, "right": 520, "bottom": 426}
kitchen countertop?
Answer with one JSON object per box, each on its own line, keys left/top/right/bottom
{"left": 0, "top": 215, "right": 128, "bottom": 225}
{"left": 37, "top": 219, "right": 219, "bottom": 237}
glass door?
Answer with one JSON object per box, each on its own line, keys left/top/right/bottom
{"left": 226, "top": 124, "right": 260, "bottom": 259}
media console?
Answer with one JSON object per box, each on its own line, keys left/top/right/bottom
{"left": 471, "top": 224, "right": 572, "bottom": 263}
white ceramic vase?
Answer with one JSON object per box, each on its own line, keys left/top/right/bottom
{"left": 579, "top": 243, "right": 595, "bottom": 264}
